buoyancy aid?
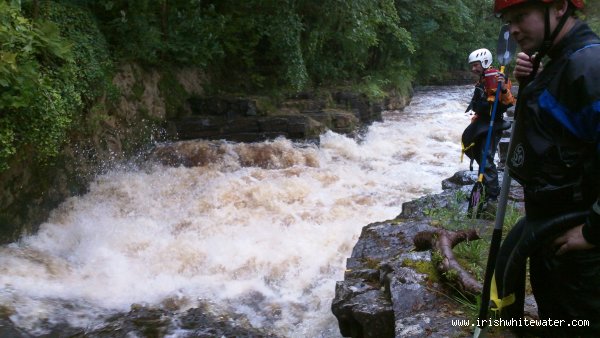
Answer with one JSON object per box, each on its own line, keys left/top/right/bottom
{"left": 468, "top": 70, "right": 515, "bottom": 120}
{"left": 461, "top": 71, "right": 514, "bottom": 164}
{"left": 506, "top": 22, "right": 600, "bottom": 203}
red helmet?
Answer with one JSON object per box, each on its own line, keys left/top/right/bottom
{"left": 494, "top": 0, "right": 584, "bottom": 13}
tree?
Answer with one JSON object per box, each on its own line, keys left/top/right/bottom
{"left": 0, "top": 2, "right": 75, "bottom": 169}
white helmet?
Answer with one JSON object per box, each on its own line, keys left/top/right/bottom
{"left": 468, "top": 48, "right": 493, "bottom": 69}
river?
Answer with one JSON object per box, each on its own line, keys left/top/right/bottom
{"left": 0, "top": 85, "right": 473, "bottom": 337}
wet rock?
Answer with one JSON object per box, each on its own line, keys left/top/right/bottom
{"left": 332, "top": 91, "right": 383, "bottom": 123}
{"left": 332, "top": 216, "right": 470, "bottom": 338}
{"left": 332, "top": 170, "right": 527, "bottom": 338}
{"left": 332, "top": 284, "right": 394, "bottom": 338}
{"left": 187, "top": 97, "right": 258, "bottom": 118}
{"left": 0, "top": 318, "right": 29, "bottom": 338}
{"left": 441, "top": 170, "right": 477, "bottom": 190}
{"left": 176, "top": 306, "right": 276, "bottom": 338}
{"left": 170, "top": 90, "right": 403, "bottom": 143}
{"left": 172, "top": 114, "right": 326, "bottom": 142}
{"left": 0, "top": 302, "right": 277, "bottom": 338}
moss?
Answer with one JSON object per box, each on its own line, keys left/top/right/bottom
{"left": 137, "top": 106, "right": 150, "bottom": 118}
{"left": 158, "top": 70, "right": 190, "bottom": 119}
{"left": 402, "top": 258, "right": 440, "bottom": 283}
{"left": 431, "top": 250, "right": 443, "bottom": 266}
{"left": 429, "top": 220, "right": 442, "bottom": 227}
{"left": 443, "top": 269, "right": 459, "bottom": 283}
{"left": 253, "top": 96, "right": 277, "bottom": 116}
{"left": 85, "top": 107, "right": 112, "bottom": 132}
{"left": 363, "top": 257, "right": 381, "bottom": 270}
{"left": 131, "top": 80, "right": 145, "bottom": 101}
{"left": 389, "top": 218, "right": 404, "bottom": 225}
{"left": 424, "top": 190, "right": 482, "bottom": 231}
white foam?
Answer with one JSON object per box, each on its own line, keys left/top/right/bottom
{"left": 0, "top": 85, "right": 473, "bottom": 337}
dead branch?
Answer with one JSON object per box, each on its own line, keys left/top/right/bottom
{"left": 414, "top": 229, "right": 482, "bottom": 296}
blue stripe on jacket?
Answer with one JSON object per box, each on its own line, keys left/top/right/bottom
{"left": 539, "top": 89, "right": 600, "bottom": 143}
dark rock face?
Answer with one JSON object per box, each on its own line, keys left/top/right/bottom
{"left": 172, "top": 114, "right": 326, "bottom": 142}
{"left": 331, "top": 218, "right": 470, "bottom": 338}
{"left": 0, "top": 304, "right": 277, "bottom": 338}
{"left": 331, "top": 170, "right": 526, "bottom": 338}
{"left": 332, "top": 91, "right": 384, "bottom": 124}
{"left": 170, "top": 91, "right": 405, "bottom": 143}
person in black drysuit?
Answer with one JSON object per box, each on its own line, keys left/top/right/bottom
{"left": 493, "top": 0, "right": 600, "bottom": 336}
{"left": 463, "top": 48, "right": 514, "bottom": 205}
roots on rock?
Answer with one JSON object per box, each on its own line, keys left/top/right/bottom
{"left": 414, "top": 229, "right": 482, "bottom": 296}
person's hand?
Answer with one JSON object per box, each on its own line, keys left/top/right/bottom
{"left": 497, "top": 72, "right": 507, "bottom": 91}
{"left": 554, "top": 224, "right": 596, "bottom": 255}
{"left": 513, "top": 52, "right": 543, "bottom": 84}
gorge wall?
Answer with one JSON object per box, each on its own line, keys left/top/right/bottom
{"left": 0, "top": 64, "right": 411, "bottom": 243}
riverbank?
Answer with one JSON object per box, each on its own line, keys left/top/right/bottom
{"left": 331, "top": 169, "right": 530, "bottom": 338}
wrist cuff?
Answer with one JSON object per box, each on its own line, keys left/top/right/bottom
{"left": 582, "top": 201, "right": 600, "bottom": 245}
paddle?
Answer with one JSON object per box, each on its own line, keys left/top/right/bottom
{"left": 467, "top": 24, "right": 516, "bottom": 220}
{"left": 472, "top": 24, "right": 519, "bottom": 338}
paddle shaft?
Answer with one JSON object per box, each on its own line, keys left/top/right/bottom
{"left": 474, "top": 71, "right": 534, "bottom": 335}
{"left": 476, "top": 141, "right": 513, "bottom": 324}
{"left": 477, "top": 66, "right": 506, "bottom": 183}
{"left": 473, "top": 23, "right": 518, "bottom": 337}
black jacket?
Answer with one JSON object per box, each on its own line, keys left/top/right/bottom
{"left": 506, "top": 21, "right": 600, "bottom": 243}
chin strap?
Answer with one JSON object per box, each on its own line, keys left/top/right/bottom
{"left": 530, "top": 5, "right": 573, "bottom": 79}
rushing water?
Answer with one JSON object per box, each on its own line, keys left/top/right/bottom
{"left": 0, "top": 85, "right": 474, "bottom": 337}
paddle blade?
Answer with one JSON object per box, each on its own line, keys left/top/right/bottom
{"left": 496, "top": 24, "right": 517, "bottom": 66}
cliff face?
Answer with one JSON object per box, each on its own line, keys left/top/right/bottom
{"left": 0, "top": 64, "right": 411, "bottom": 243}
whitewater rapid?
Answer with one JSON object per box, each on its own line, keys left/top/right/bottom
{"left": 0, "top": 85, "right": 474, "bottom": 337}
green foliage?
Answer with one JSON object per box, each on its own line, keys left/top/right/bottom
{"left": 454, "top": 239, "right": 486, "bottom": 281}
{"left": 396, "top": 0, "right": 502, "bottom": 83}
{"left": 0, "top": 3, "right": 68, "bottom": 111}
{"left": 81, "top": 0, "right": 418, "bottom": 92}
{"left": 1, "top": 0, "right": 516, "bottom": 171}
{"left": 267, "top": 3, "right": 308, "bottom": 91}
{"left": 42, "top": 0, "right": 508, "bottom": 92}
{"left": 582, "top": 0, "right": 600, "bottom": 35}
{"left": 431, "top": 249, "right": 443, "bottom": 266}
{"left": 424, "top": 189, "right": 525, "bottom": 284}
{"left": 158, "top": 69, "right": 188, "bottom": 119}
{"left": 424, "top": 190, "right": 479, "bottom": 231}
{"left": 86, "top": 0, "right": 226, "bottom": 66}
{"left": 0, "top": 2, "right": 75, "bottom": 170}
{"left": 207, "top": 0, "right": 309, "bottom": 91}
{"left": 355, "top": 76, "right": 389, "bottom": 101}
{"left": 38, "top": 1, "right": 113, "bottom": 104}
{"left": 0, "top": 1, "right": 115, "bottom": 172}
{"left": 301, "top": 0, "right": 413, "bottom": 88}
{"left": 502, "top": 202, "right": 523, "bottom": 233}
